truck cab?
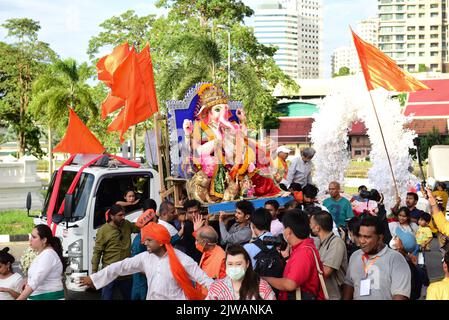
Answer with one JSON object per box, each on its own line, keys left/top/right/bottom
{"left": 30, "top": 154, "right": 161, "bottom": 295}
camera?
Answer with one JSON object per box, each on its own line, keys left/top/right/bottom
{"left": 262, "top": 235, "right": 287, "bottom": 250}
{"left": 359, "top": 189, "right": 381, "bottom": 202}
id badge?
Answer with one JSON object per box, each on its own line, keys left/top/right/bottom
{"left": 418, "top": 252, "right": 425, "bottom": 265}
{"left": 360, "top": 278, "right": 371, "bottom": 296}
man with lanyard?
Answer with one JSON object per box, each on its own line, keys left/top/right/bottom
{"left": 310, "top": 211, "right": 347, "bottom": 300}
{"left": 343, "top": 215, "right": 411, "bottom": 300}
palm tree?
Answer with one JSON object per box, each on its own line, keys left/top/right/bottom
{"left": 158, "top": 33, "right": 222, "bottom": 101}
{"left": 30, "top": 58, "right": 98, "bottom": 175}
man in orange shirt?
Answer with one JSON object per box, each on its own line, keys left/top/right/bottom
{"left": 193, "top": 214, "right": 226, "bottom": 295}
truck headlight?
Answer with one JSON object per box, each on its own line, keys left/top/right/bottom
{"left": 68, "top": 240, "right": 83, "bottom": 271}
{"left": 69, "top": 257, "right": 83, "bottom": 271}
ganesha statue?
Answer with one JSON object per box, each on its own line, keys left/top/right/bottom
{"left": 182, "top": 83, "right": 281, "bottom": 202}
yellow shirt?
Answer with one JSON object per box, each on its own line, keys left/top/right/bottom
{"left": 432, "top": 190, "right": 448, "bottom": 212}
{"left": 433, "top": 210, "right": 449, "bottom": 237}
{"left": 416, "top": 226, "right": 433, "bottom": 245}
{"left": 426, "top": 278, "right": 449, "bottom": 300}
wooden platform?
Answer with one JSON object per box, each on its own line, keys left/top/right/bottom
{"left": 205, "top": 195, "right": 294, "bottom": 214}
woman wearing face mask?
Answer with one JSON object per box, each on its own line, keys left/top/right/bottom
{"left": 205, "top": 244, "right": 276, "bottom": 300}
{"left": 388, "top": 207, "right": 418, "bottom": 238}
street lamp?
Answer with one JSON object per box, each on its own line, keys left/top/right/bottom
{"left": 217, "top": 24, "right": 231, "bottom": 98}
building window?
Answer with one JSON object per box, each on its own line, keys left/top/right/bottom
{"left": 407, "top": 35, "right": 416, "bottom": 40}
{"left": 407, "top": 43, "right": 416, "bottom": 48}
{"left": 355, "top": 150, "right": 362, "bottom": 156}
{"left": 430, "top": 34, "right": 439, "bottom": 39}
{"left": 419, "top": 26, "right": 425, "bottom": 31}
{"left": 407, "top": 26, "right": 416, "bottom": 31}
{"left": 430, "top": 12, "right": 439, "bottom": 17}
{"left": 431, "top": 51, "right": 439, "bottom": 56}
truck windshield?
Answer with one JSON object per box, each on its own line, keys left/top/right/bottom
{"left": 42, "top": 171, "right": 94, "bottom": 223}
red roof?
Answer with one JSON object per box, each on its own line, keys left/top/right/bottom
{"left": 406, "top": 119, "right": 448, "bottom": 135}
{"left": 278, "top": 118, "right": 314, "bottom": 137}
{"left": 408, "top": 79, "right": 449, "bottom": 103}
{"left": 405, "top": 79, "right": 449, "bottom": 117}
{"left": 349, "top": 121, "right": 367, "bottom": 135}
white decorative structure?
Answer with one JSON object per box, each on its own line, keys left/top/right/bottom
{"left": 0, "top": 155, "right": 43, "bottom": 210}
{"left": 310, "top": 75, "right": 417, "bottom": 210}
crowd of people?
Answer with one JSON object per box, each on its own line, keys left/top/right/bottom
{"left": 1, "top": 148, "right": 449, "bottom": 301}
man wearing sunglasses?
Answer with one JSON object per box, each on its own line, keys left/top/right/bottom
{"left": 92, "top": 204, "right": 140, "bottom": 300}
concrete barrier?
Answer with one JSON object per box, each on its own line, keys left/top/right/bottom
{"left": 0, "top": 155, "right": 43, "bottom": 210}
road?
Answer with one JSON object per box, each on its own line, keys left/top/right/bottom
{"left": 1, "top": 238, "right": 446, "bottom": 300}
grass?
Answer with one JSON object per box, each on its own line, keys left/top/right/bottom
{"left": 0, "top": 210, "right": 38, "bottom": 235}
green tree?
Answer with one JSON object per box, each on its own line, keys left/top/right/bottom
{"left": 333, "top": 66, "right": 350, "bottom": 78}
{"left": 156, "top": 0, "right": 253, "bottom": 26}
{"left": 418, "top": 64, "right": 428, "bottom": 73}
{"left": 0, "top": 18, "right": 56, "bottom": 157}
{"left": 87, "top": 10, "right": 156, "bottom": 60}
{"left": 30, "top": 58, "right": 98, "bottom": 174}
{"left": 411, "top": 127, "right": 449, "bottom": 161}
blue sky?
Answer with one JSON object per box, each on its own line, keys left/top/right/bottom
{"left": 0, "top": 0, "right": 377, "bottom": 77}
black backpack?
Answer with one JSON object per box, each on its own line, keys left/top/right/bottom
{"left": 252, "top": 238, "right": 285, "bottom": 278}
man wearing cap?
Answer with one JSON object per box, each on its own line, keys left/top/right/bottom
{"left": 272, "top": 145, "right": 291, "bottom": 186}
{"left": 280, "top": 147, "right": 316, "bottom": 190}
{"left": 389, "top": 228, "right": 423, "bottom": 300}
{"left": 80, "top": 222, "right": 213, "bottom": 300}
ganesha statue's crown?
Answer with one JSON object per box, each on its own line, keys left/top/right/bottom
{"left": 197, "top": 84, "right": 228, "bottom": 110}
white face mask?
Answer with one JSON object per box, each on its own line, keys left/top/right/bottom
{"left": 282, "top": 231, "right": 288, "bottom": 244}
{"left": 389, "top": 238, "right": 397, "bottom": 250}
{"left": 226, "top": 266, "right": 246, "bottom": 281}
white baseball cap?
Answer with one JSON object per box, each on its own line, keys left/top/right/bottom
{"left": 276, "top": 146, "right": 292, "bottom": 154}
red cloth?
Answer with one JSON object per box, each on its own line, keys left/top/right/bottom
{"left": 278, "top": 238, "right": 326, "bottom": 300}
{"left": 250, "top": 173, "right": 281, "bottom": 197}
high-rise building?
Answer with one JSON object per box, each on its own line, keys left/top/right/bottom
{"left": 254, "top": 0, "right": 323, "bottom": 79}
{"left": 357, "top": 17, "right": 380, "bottom": 46}
{"left": 331, "top": 46, "right": 359, "bottom": 75}
{"left": 331, "top": 18, "right": 379, "bottom": 75}
{"left": 378, "top": 0, "right": 449, "bottom": 73}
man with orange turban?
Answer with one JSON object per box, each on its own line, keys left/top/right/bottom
{"left": 80, "top": 222, "right": 213, "bottom": 300}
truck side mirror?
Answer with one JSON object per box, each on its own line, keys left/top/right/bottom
{"left": 26, "top": 192, "right": 32, "bottom": 211}
{"left": 64, "top": 194, "right": 74, "bottom": 220}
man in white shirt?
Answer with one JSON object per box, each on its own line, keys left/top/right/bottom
{"left": 280, "top": 147, "right": 315, "bottom": 190}
{"left": 157, "top": 201, "right": 184, "bottom": 244}
{"left": 80, "top": 222, "right": 213, "bottom": 300}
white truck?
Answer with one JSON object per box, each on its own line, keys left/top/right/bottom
{"left": 426, "top": 145, "right": 449, "bottom": 214}
{"left": 26, "top": 154, "right": 161, "bottom": 297}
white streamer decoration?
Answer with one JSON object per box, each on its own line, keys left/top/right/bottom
{"left": 310, "top": 75, "right": 418, "bottom": 210}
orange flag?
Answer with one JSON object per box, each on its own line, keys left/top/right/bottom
{"left": 53, "top": 108, "right": 105, "bottom": 154}
{"left": 351, "top": 29, "right": 430, "bottom": 92}
{"left": 101, "top": 93, "right": 124, "bottom": 119}
{"left": 97, "top": 42, "right": 130, "bottom": 88}
{"left": 106, "top": 44, "right": 159, "bottom": 142}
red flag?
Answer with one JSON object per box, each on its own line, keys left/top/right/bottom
{"left": 53, "top": 108, "right": 105, "bottom": 154}
{"left": 351, "top": 29, "right": 430, "bottom": 92}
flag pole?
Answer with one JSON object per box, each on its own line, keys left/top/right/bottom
{"left": 366, "top": 90, "right": 400, "bottom": 198}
